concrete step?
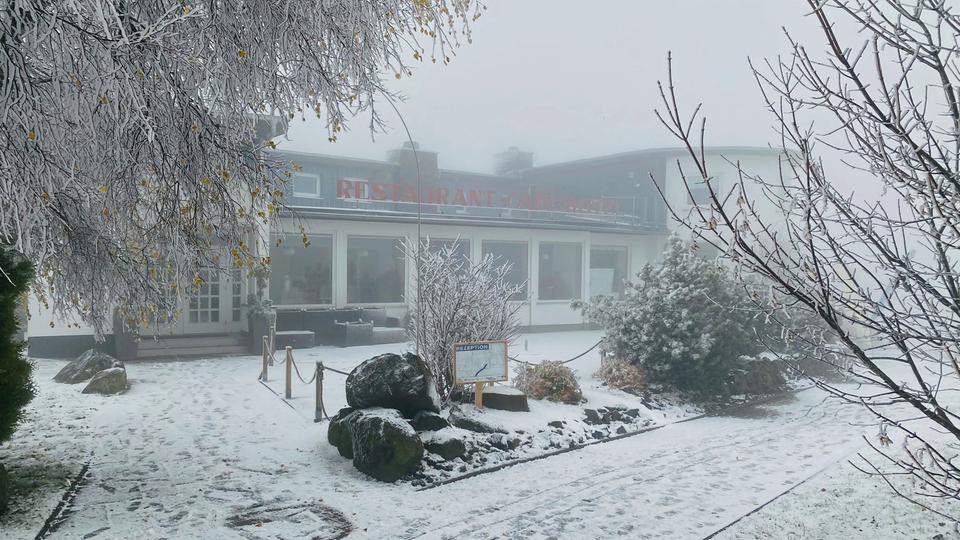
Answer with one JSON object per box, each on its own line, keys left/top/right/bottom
{"left": 134, "top": 344, "right": 250, "bottom": 360}
{"left": 138, "top": 334, "right": 246, "bottom": 351}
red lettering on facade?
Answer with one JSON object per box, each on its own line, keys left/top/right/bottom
{"left": 337, "top": 180, "right": 353, "bottom": 199}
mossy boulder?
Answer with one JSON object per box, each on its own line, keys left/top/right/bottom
{"left": 53, "top": 349, "right": 118, "bottom": 384}
{"left": 327, "top": 408, "right": 358, "bottom": 459}
{"left": 346, "top": 353, "right": 440, "bottom": 418}
{"left": 81, "top": 367, "right": 128, "bottom": 395}
{"left": 349, "top": 408, "right": 423, "bottom": 482}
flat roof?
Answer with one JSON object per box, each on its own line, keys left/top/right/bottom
{"left": 271, "top": 145, "right": 784, "bottom": 179}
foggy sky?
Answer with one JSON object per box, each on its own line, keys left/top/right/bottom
{"left": 281, "top": 1, "right": 830, "bottom": 174}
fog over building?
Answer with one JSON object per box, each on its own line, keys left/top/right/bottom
{"left": 25, "top": 143, "right": 782, "bottom": 359}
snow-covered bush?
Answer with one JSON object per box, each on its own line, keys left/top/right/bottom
{"left": 513, "top": 361, "right": 583, "bottom": 404}
{"left": 723, "top": 358, "right": 785, "bottom": 396}
{"left": 594, "top": 359, "right": 646, "bottom": 395}
{"left": 575, "top": 235, "right": 761, "bottom": 397}
{"left": 405, "top": 239, "right": 523, "bottom": 405}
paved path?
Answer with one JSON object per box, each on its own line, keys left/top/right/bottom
{"left": 28, "top": 358, "right": 872, "bottom": 540}
{"left": 398, "top": 390, "right": 870, "bottom": 539}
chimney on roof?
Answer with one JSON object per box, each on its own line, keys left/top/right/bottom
{"left": 387, "top": 141, "right": 438, "bottom": 184}
{"left": 493, "top": 146, "right": 533, "bottom": 177}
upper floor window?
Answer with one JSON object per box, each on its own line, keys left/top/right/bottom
{"left": 293, "top": 173, "right": 321, "bottom": 198}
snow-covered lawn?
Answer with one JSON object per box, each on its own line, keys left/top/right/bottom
{"left": 0, "top": 330, "right": 953, "bottom": 539}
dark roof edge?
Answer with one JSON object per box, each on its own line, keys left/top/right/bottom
{"left": 281, "top": 206, "right": 665, "bottom": 235}
{"left": 521, "top": 146, "right": 787, "bottom": 174}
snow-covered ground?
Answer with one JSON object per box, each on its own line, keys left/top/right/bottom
{"left": 0, "top": 330, "right": 953, "bottom": 539}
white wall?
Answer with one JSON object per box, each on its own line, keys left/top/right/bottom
{"left": 662, "top": 149, "right": 787, "bottom": 241}
{"left": 26, "top": 294, "right": 93, "bottom": 338}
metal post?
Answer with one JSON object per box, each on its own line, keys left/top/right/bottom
{"left": 284, "top": 346, "right": 293, "bottom": 399}
{"left": 261, "top": 336, "right": 269, "bottom": 382}
{"left": 314, "top": 361, "right": 324, "bottom": 423}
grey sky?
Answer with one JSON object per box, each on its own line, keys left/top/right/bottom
{"left": 282, "top": 1, "right": 826, "bottom": 174}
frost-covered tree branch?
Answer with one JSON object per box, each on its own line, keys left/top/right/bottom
{"left": 404, "top": 238, "right": 521, "bottom": 404}
{"left": 653, "top": 0, "right": 960, "bottom": 515}
{"left": 0, "top": 0, "right": 482, "bottom": 335}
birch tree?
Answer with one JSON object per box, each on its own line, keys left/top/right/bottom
{"left": 0, "top": 0, "right": 481, "bottom": 335}
{"left": 655, "top": 0, "right": 960, "bottom": 516}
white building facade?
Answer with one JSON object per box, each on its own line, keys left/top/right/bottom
{"left": 24, "top": 145, "right": 784, "bottom": 358}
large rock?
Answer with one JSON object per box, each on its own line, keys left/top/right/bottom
{"left": 53, "top": 349, "right": 118, "bottom": 384}
{"left": 474, "top": 385, "right": 529, "bottom": 412}
{"left": 350, "top": 408, "right": 423, "bottom": 482}
{"left": 410, "top": 410, "right": 450, "bottom": 432}
{"left": 327, "top": 408, "right": 359, "bottom": 458}
{"left": 0, "top": 462, "right": 8, "bottom": 514}
{"left": 346, "top": 353, "right": 440, "bottom": 418}
{"left": 81, "top": 367, "right": 127, "bottom": 395}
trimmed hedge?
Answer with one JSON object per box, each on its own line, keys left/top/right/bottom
{"left": 0, "top": 249, "right": 34, "bottom": 444}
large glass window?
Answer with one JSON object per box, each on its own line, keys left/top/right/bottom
{"left": 270, "top": 234, "right": 333, "bottom": 305}
{"left": 538, "top": 242, "right": 583, "bottom": 300}
{"left": 425, "top": 237, "right": 471, "bottom": 262}
{"left": 482, "top": 241, "right": 528, "bottom": 300}
{"left": 348, "top": 237, "right": 405, "bottom": 303}
{"left": 292, "top": 174, "right": 320, "bottom": 197}
{"left": 590, "top": 246, "right": 628, "bottom": 298}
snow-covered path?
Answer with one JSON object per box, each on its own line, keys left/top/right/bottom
{"left": 3, "top": 333, "right": 885, "bottom": 540}
{"left": 400, "top": 391, "right": 870, "bottom": 539}
{"left": 29, "top": 361, "right": 872, "bottom": 540}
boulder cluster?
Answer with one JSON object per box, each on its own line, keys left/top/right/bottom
{"left": 53, "top": 349, "right": 128, "bottom": 394}
{"left": 328, "top": 352, "right": 440, "bottom": 482}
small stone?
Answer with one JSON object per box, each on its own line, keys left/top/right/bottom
{"left": 592, "top": 430, "right": 605, "bottom": 439}
{"left": 424, "top": 434, "right": 467, "bottom": 461}
{"left": 616, "top": 426, "right": 628, "bottom": 435}
{"left": 583, "top": 409, "right": 603, "bottom": 425}
{"left": 547, "top": 420, "right": 564, "bottom": 429}
{"left": 410, "top": 411, "right": 450, "bottom": 432}
{"left": 624, "top": 408, "right": 641, "bottom": 419}
{"left": 448, "top": 406, "right": 506, "bottom": 434}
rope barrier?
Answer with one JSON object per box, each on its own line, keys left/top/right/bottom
{"left": 258, "top": 337, "right": 605, "bottom": 426}
{"left": 508, "top": 338, "right": 604, "bottom": 366}
{"left": 289, "top": 355, "right": 317, "bottom": 385}
{"left": 320, "top": 364, "right": 352, "bottom": 377}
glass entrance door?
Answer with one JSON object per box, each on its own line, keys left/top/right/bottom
{"left": 185, "top": 269, "right": 226, "bottom": 333}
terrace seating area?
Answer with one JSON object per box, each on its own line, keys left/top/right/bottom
{"left": 271, "top": 307, "right": 406, "bottom": 348}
